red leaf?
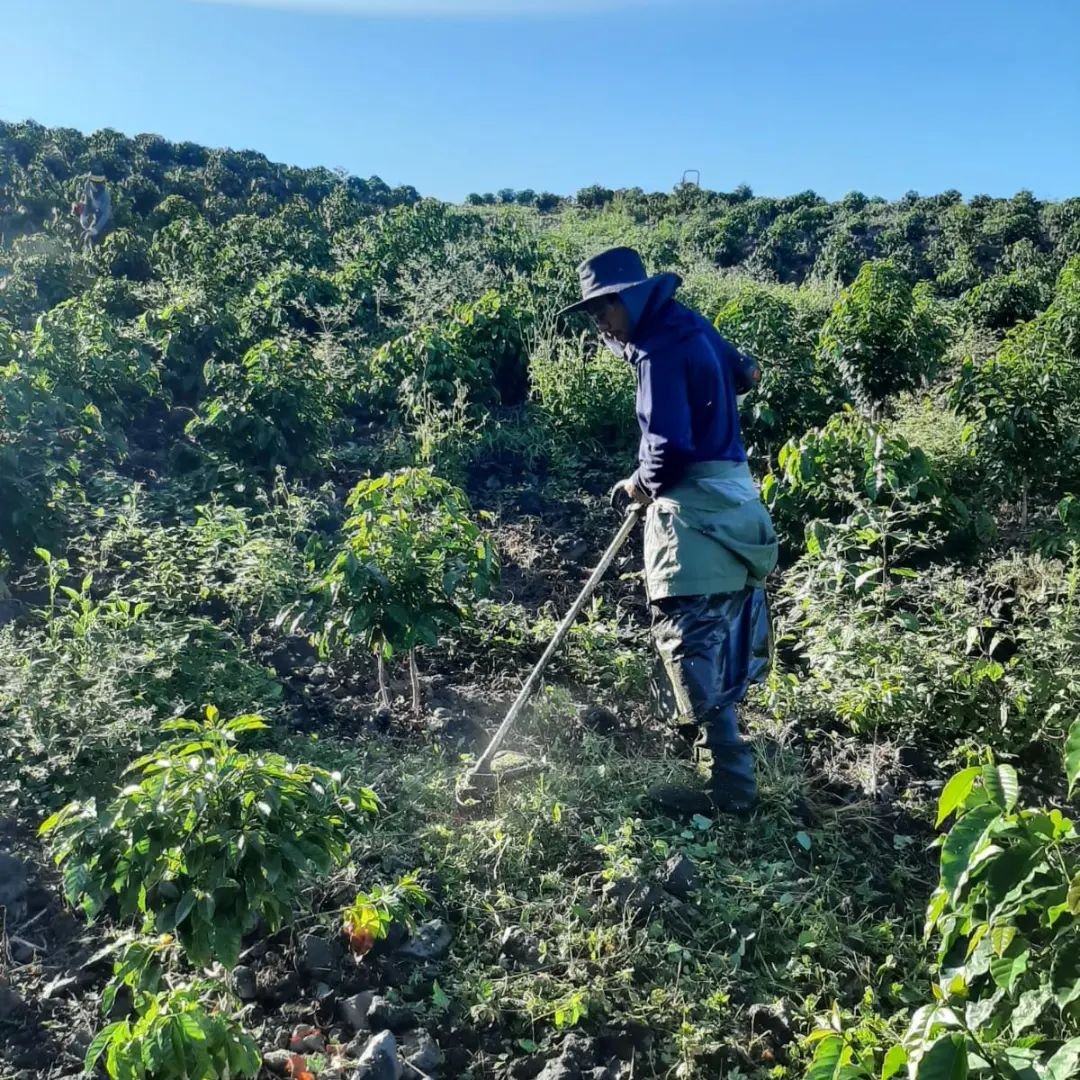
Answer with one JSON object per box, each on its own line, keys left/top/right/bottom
{"left": 345, "top": 928, "right": 375, "bottom": 957}
{"left": 286, "top": 1052, "right": 318, "bottom": 1079}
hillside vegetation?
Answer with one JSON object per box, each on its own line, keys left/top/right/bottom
{"left": 2, "top": 118, "right": 1080, "bottom": 1080}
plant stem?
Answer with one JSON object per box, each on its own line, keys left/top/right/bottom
{"left": 409, "top": 648, "right": 422, "bottom": 715}
{"left": 376, "top": 651, "right": 390, "bottom": 709}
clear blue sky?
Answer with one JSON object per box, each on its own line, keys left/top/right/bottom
{"left": 4, "top": 0, "right": 1078, "bottom": 202}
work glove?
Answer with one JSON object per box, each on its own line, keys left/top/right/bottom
{"left": 609, "top": 477, "right": 651, "bottom": 515}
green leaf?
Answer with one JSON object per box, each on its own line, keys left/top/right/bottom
{"left": 1011, "top": 986, "right": 1051, "bottom": 1035}
{"left": 84, "top": 1022, "right": 122, "bottom": 1073}
{"left": 223, "top": 714, "right": 269, "bottom": 735}
{"left": 174, "top": 892, "right": 197, "bottom": 929}
{"left": 1068, "top": 719, "right": 1080, "bottom": 795}
{"left": 940, "top": 803, "right": 1001, "bottom": 900}
{"left": 990, "top": 925, "right": 1017, "bottom": 957}
{"left": 805, "top": 1033, "right": 844, "bottom": 1080}
{"left": 914, "top": 1033, "right": 968, "bottom": 1080}
{"left": 1069, "top": 872, "right": 1080, "bottom": 915}
{"left": 936, "top": 767, "right": 981, "bottom": 828}
{"left": 989, "top": 949, "right": 1029, "bottom": 993}
{"left": 178, "top": 1011, "right": 208, "bottom": 1042}
{"left": 213, "top": 921, "right": 243, "bottom": 969}
{"left": 1051, "top": 935, "right": 1080, "bottom": 1008}
{"left": 926, "top": 889, "right": 949, "bottom": 938}
{"left": 431, "top": 980, "right": 450, "bottom": 1010}
{"left": 882, "top": 1044, "right": 908, "bottom": 1080}
{"left": 1047, "top": 1037, "right": 1080, "bottom": 1080}
{"left": 980, "top": 763, "right": 1019, "bottom": 812}
{"left": 796, "top": 830, "right": 813, "bottom": 851}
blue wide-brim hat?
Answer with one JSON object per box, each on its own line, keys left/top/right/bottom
{"left": 557, "top": 246, "right": 682, "bottom": 318}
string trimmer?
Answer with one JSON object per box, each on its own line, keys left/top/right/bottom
{"left": 456, "top": 503, "right": 643, "bottom": 805}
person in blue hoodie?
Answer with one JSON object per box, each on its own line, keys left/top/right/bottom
{"left": 559, "top": 247, "right": 779, "bottom": 818}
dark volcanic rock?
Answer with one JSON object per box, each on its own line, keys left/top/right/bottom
{"left": 351, "top": 1030, "right": 402, "bottom": 1080}
{"left": 658, "top": 854, "right": 698, "bottom": 900}
{"left": 367, "top": 995, "right": 417, "bottom": 1035}
{"left": 396, "top": 919, "right": 452, "bottom": 963}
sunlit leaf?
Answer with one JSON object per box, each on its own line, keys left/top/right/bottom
{"left": 940, "top": 803, "right": 1001, "bottom": 899}
{"left": 980, "top": 763, "right": 1019, "bottom": 812}
{"left": 1066, "top": 718, "right": 1080, "bottom": 795}
{"left": 936, "top": 767, "right": 981, "bottom": 828}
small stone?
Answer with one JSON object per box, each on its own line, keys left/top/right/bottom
{"left": 242, "top": 941, "right": 269, "bottom": 964}
{"left": 580, "top": 705, "right": 619, "bottom": 735}
{"left": 298, "top": 933, "right": 342, "bottom": 975}
{"left": 606, "top": 877, "right": 663, "bottom": 918}
{"left": 533, "top": 1034, "right": 598, "bottom": 1080}
{"left": 748, "top": 1001, "right": 794, "bottom": 1046}
{"left": 558, "top": 1035, "right": 598, "bottom": 1066}
{"left": 0, "top": 853, "right": 29, "bottom": 910}
{"left": 340, "top": 990, "right": 376, "bottom": 1033}
{"left": 0, "top": 984, "right": 24, "bottom": 1015}
{"left": 499, "top": 926, "right": 540, "bottom": 964}
{"left": 509, "top": 1055, "right": 547, "bottom": 1080}
{"left": 351, "top": 1030, "right": 402, "bottom": 1080}
{"left": 290, "top": 1024, "right": 326, "bottom": 1053}
{"left": 10, "top": 939, "right": 35, "bottom": 964}
{"left": 263, "top": 1049, "right": 294, "bottom": 1077}
{"left": 658, "top": 854, "right": 698, "bottom": 901}
{"left": 232, "top": 965, "right": 257, "bottom": 1001}
{"left": 533, "top": 1060, "right": 577, "bottom": 1080}
{"left": 367, "top": 994, "right": 416, "bottom": 1034}
{"left": 396, "top": 919, "right": 452, "bottom": 963}
{"left": 401, "top": 1029, "right": 443, "bottom": 1074}
{"left": 259, "top": 969, "right": 302, "bottom": 1007}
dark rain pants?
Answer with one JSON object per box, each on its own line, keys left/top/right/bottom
{"left": 650, "top": 587, "right": 770, "bottom": 805}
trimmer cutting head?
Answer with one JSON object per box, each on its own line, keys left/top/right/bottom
{"left": 455, "top": 752, "right": 546, "bottom": 807}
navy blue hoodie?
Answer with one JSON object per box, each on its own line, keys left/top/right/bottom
{"left": 614, "top": 282, "right": 748, "bottom": 498}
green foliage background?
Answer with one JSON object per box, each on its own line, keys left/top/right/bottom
{"left": 2, "top": 118, "right": 1080, "bottom": 1080}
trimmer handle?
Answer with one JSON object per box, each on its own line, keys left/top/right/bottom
{"left": 608, "top": 482, "right": 649, "bottom": 518}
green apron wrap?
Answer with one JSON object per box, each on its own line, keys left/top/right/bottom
{"left": 643, "top": 461, "right": 779, "bottom": 601}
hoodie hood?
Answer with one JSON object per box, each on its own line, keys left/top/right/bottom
{"left": 601, "top": 275, "right": 684, "bottom": 360}
{"left": 622, "top": 274, "right": 680, "bottom": 335}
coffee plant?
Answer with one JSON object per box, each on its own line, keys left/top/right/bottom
{"left": 310, "top": 467, "right": 498, "bottom": 710}
{"left": 84, "top": 982, "right": 261, "bottom": 1080}
{"left": 816, "top": 259, "right": 948, "bottom": 418}
{"left": 185, "top": 336, "right": 340, "bottom": 475}
{"left": 712, "top": 282, "right": 836, "bottom": 459}
{"left": 955, "top": 258, "right": 1080, "bottom": 523}
{"left": 761, "top": 408, "right": 973, "bottom": 555}
{"left": 40, "top": 707, "right": 376, "bottom": 967}
{"left": 7, "top": 117, "right": 1080, "bottom": 1080}
{"left": 808, "top": 725, "right": 1080, "bottom": 1079}
{"left": 369, "top": 288, "right": 530, "bottom": 413}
